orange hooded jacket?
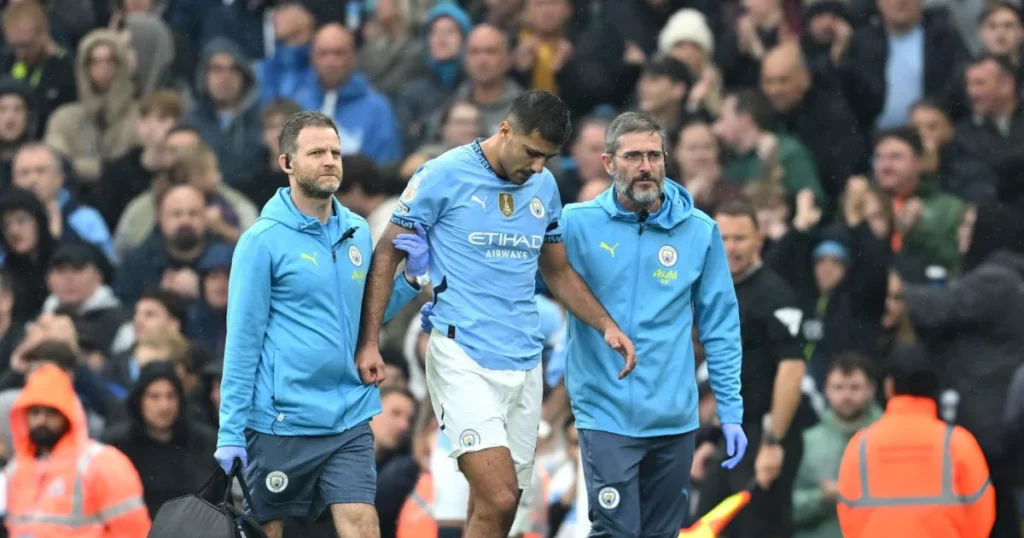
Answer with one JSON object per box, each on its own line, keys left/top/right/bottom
{"left": 836, "top": 396, "right": 995, "bottom": 538}
{"left": 4, "top": 364, "right": 151, "bottom": 538}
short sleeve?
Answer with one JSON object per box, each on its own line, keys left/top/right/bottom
{"left": 544, "top": 181, "right": 563, "bottom": 243}
{"left": 391, "top": 162, "right": 446, "bottom": 229}
{"left": 767, "top": 291, "right": 806, "bottom": 363}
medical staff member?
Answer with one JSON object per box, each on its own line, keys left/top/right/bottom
{"left": 560, "top": 112, "right": 747, "bottom": 536}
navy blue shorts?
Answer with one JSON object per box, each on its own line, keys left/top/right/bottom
{"left": 243, "top": 423, "right": 377, "bottom": 524}
{"left": 578, "top": 429, "right": 696, "bottom": 538}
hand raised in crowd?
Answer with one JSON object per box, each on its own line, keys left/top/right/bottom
{"left": 792, "top": 189, "right": 822, "bottom": 233}
{"left": 161, "top": 267, "right": 201, "bottom": 299}
{"left": 737, "top": 15, "right": 766, "bottom": 59}
{"left": 514, "top": 35, "right": 539, "bottom": 72}
{"left": 895, "top": 197, "right": 924, "bottom": 235}
{"left": 830, "top": 18, "right": 853, "bottom": 64}
{"left": 842, "top": 175, "right": 871, "bottom": 227}
{"left": 688, "top": 66, "right": 720, "bottom": 110}
{"left": 756, "top": 132, "right": 780, "bottom": 162}
{"left": 552, "top": 39, "right": 574, "bottom": 73}
{"left": 623, "top": 40, "right": 647, "bottom": 66}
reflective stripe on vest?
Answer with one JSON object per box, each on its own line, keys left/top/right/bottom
{"left": 838, "top": 425, "right": 991, "bottom": 509}
{"left": 407, "top": 490, "right": 431, "bottom": 516}
{"left": 9, "top": 441, "right": 145, "bottom": 528}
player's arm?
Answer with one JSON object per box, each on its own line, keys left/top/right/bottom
{"left": 539, "top": 241, "right": 616, "bottom": 333}
{"left": 693, "top": 224, "right": 743, "bottom": 425}
{"left": 360, "top": 223, "right": 413, "bottom": 349}
{"left": 218, "top": 231, "right": 272, "bottom": 448}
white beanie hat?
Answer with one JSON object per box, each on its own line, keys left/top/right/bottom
{"left": 658, "top": 8, "right": 715, "bottom": 57}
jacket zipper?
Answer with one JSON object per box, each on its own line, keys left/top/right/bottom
{"left": 625, "top": 219, "right": 645, "bottom": 424}
{"left": 322, "top": 225, "right": 348, "bottom": 426}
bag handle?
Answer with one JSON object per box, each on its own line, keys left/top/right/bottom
{"left": 225, "top": 459, "right": 260, "bottom": 519}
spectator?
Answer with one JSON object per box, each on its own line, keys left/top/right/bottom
{"left": 897, "top": 202, "right": 1024, "bottom": 536}
{"left": 335, "top": 155, "right": 399, "bottom": 247}
{"left": 259, "top": 1, "right": 315, "bottom": 106}
{"left": 717, "top": 0, "right": 789, "bottom": 89}
{"left": 760, "top": 43, "right": 866, "bottom": 201}
{"left": 636, "top": 57, "right": 700, "bottom": 149}
{"left": 11, "top": 143, "right": 114, "bottom": 260}
{"left": 199, "top": 0, "right": 269, "bottom": 62}
{"left": 837, "top": 344, "right": 995, "bottom": 538}
{"left": 0, "top": 187, "right": 56, "bottom": 320}
{"left": 446, "top": 24, "right": 523, "bottom": 135}
{"left": 792, "top": 353, "right": 882, "bottom": 538}
{"left": 186, "top": 38, "right": 263, "bottom": 186}
{"left": 238, "top": 97, "right": 298, "bottom": 208}
{"left": 909, "top": 98, "right": 998, "bottom": 205}
{"left": 293, "top": 23, "right": 403, "bottom": 165}
{"left": 977, "top": 1, "right": 1024, "bottom": 83}
{"left": 44, "top": 28, "right": 139, "bottom": 184}
{"left": 575, "top": 178, "right": 610, "bottom": 203}
{"left": 40, "top": 242, "right": 125, "bottom": 356}
{"left": 0, "top": 269, "right": 21, "bottom": 370}
{"left": 372, "top": 387, "right": 418, "bottom": 538}
{"left": 5, "top": 362, "right": 151, "bottom": 537}
{"left": 557, "top": 115, "right": 607, "bottom": 205}
{"left": 674, "top": 121, "right": 744, "bottom": 216}
{"left": 714, "top": 89, "right": 826, "bottom": 206}
{"left": 0, "top": 1, "right": 76, "bottom": 137}
{"left": 187, "top": 243, "right": 231, "bottom": 358}
{"left": 872, "top": 126, "right": 965, "bottom": 271}
{"left": 360, "top": 0, "right": 424, "bottom": 99}
{"left": 843, "top": 0, "right": 969, "bottom": 131}
{"left": 114, "top": 182, "right": 232, "bottom": 305}
{"left": 103, "top": 360, "right": 221, "bottom": 519}
{"left": 395, "top": 3, "right": 472, "bottom": 149}
{"left": 957, "top": 54, "right": 1024, "bottom": 210}
{"left": 94, "top": 89, "right": 184, "bottom": 229}
{"left": 122, "top": 13, "right": 176, "bottom": 97}
{"left": 0, "top": 77, "right": 36, "bottom": 189}
{"left": 658, "top": 8, "right": 721, "bottom": 116}
{"left": 114, "top": 145, "right": 257, "bottom": 254}
{"left": 106, "top": 288, "right": 187, "bottom": 391}
{"left": 799, "top": 1, "right": 854, "bottom": 90}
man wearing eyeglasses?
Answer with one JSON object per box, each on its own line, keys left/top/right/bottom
{"left": 559, "top": 111, "right": 747, "bottom": 536}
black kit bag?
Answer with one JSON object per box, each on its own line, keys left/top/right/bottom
{"left": 149, "top": 461, "right": 267, "bottom": 538}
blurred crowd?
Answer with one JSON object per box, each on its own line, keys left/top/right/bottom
{"left": 0, "top": 0, "right": 1020, "bottom": 537}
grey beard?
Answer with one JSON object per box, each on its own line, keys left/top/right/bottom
{"left": 615, "top": 176, "right": 663, "bottom": 207}
{"left": 297, "top": 177, "right": 337, "bottom": 199}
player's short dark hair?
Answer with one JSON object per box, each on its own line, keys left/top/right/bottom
{"left": 137, "top": 288, "right": 189, "bottom": 328}
{"left": 506, "top": 89, "right": 573, "bottom": 146}
{"left": 726, "top": 89, "right": 775, "bottom": 131}
{"left": 875, "top": 126, "right": 924, "bottom": 156}
{"left": 826, "top": 352, "right": 876, "bottom": 383}
{"left": 714, "top": 199, "right": 760, "bottom": 230}
{"left": 24, "top": 339, "right": 78, "bottom": 372}
{"left": 278, "top": 111, "right": 339, "bottom": 160}
{"left": 885, "top": 343, "right": 938, "bottom": 398}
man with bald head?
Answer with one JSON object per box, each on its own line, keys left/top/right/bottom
{"left": 760, "top": 43, "right": 865, "bottom": 200}
{"left": 293, "top": 23, "right": 402, "bottom": 166}
{"left": 447, "top": 24, "right": 523, "bottom": 134}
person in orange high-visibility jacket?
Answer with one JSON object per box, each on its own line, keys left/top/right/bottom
{"left": 5, "top": 358, "right": 151, "bottom": 538}
{"left": 397, "top": 471, "right": 436, "bottom": 538}
{"left": 837, "top": 345, "right": 994, "bottom": 538}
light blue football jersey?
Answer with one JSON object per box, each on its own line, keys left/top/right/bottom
{"left": 391, "top": 140, "right": 563, "bottom": 370}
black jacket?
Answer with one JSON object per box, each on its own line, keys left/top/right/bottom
{"left": 0, "top": 47, "right": 76, "bottom": 137}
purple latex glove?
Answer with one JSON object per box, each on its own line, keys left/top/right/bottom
{"left": 394, "top": 223, "right": 429, "bottom": 277}
{"left": 420, "top": 302, "right": 434, "bottom": 334}
{"left": 721, "top": 423, "right": 748, "bottom": 469}
{"left": 214, "top": 446, "right": 248, "bottom": 474}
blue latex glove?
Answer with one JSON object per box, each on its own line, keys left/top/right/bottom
{"left": 394, "top": 223, "right": 429, "bottom": 277}
{"left": 214, "top": 446, "right": 248, "bottom": 474}
{"left": 721, "top": 423, "right": 748, "bottom": 469}
{"left": 420, "top": 302, "right": 434, "bottom": 333}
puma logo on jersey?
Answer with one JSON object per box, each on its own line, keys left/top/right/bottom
{"left": 599, "top": 242, "right": 619, "bottom": 257}
{"left": 471, "top": 195, "right": 487, "bottom": 210}
{"left": 301, "top": 252, "right": 319, "bottom": 267}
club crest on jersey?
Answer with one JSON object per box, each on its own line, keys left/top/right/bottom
{"left": 658, "top": 245, "right": 678, "bottom": 267}
{"left": 499, "top": 192, "right": 515, "bottom": 217}
{"left": 401, "top": 173, "right": 424, "bottom": 202}
{"left": 349, "top": 245, "right": 363, "bottom": 267}
{"left": 266, "top": 471, "right": 289, "bottom": 493}
{"left": 598, "top": 487, "right": 620, "bottom": 509}
{"left": 530, "top": 197, "right": 545, "bottom": 219}
{"left": 459, "top": 429, "right": 480, "bottom": 448}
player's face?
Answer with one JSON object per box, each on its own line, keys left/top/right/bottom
{"left": 824, "top": 369, "right": 874, "bottom": 422}
{"left": 715, "top": 214, "right": 763, "bottom": 277}
{"left": 290, "top": 126, "right": 343, "bottom": 199}
{"left": 500, "top": 124, "right": 560, "bottom": 184}
{"left": 602, "top": 130, "right": 666, "bottom": 207}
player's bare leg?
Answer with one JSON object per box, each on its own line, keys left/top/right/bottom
{"left": 458, "top": 446, "right": 522, "bottom": 538}
{"left": 262, "top": 520, "right": 284, "bottom": 538}
{"left": 330, "top": 503, "right": 380, "bottom": 538}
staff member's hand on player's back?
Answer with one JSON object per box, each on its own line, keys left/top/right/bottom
{"left": 604, "top": 326, "right": 636, "bottom": 378}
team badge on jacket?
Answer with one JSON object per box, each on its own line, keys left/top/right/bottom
{"left": 349, "top": 245, "right": 363, "bottom": 267}
{"left": 658, "top": 245, "right": 678, "bottom": 267}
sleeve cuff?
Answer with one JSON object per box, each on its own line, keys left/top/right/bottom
{"left": 544, "top": 234, "right": 563, "bottom": 244}
{"left": 393, "top": 271, "right": 420, "bottom": 299}
{"left": 391, "top": 216, "right": 418, "bottom": 229}
{"left": 717, "top": 405, "right": 743, "bottom": 425}
{"left": 217, "top": 430, "right": 245, "bottom": 448}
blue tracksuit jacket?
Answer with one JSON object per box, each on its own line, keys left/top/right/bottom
{"left": 218, "top": 188, "right": 419, "bottom": 446}
{"left": 562, "top": 180, "right": 743, "bottom": 437}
